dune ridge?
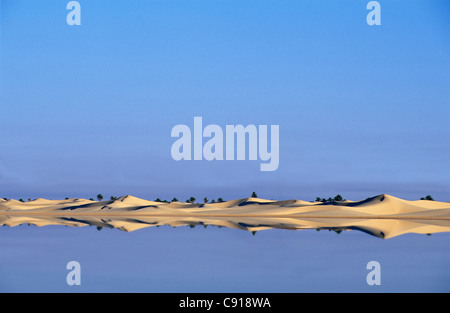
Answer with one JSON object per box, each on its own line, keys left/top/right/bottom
{"left": 1, "top": 194, "right": 447, "bottom": 217}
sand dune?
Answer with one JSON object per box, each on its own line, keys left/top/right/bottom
{"left": 0, "top": 194, "right": 449, "bottom": 238}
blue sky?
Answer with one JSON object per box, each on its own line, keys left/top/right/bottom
{"left": 1, "top": 0, "right": 449, "bottom": 201}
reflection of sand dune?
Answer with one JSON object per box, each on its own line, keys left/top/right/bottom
{"left": 0, "top": 194, "right": 449, "bottom": 239}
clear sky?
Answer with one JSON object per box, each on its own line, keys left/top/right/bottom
{"left": 1, "top": 0, "right": 449, "bottom": 201}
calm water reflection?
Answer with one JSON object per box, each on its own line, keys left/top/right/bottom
{"left": 0, "top": 223, "right": 449, "bottom": 292}
{"left": 1, "top": 213, "right": 450, "bottom": 239}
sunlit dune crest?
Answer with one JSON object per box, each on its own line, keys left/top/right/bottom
{"left": 0, "top": 194, "right": 449, "bottom": 239}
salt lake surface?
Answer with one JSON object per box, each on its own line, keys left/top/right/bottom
{"left": 0, "top": 224, "right": 449, "bottom": 293}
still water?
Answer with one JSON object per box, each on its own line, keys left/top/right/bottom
{"left": 0, "top": 225, "right": 449, "bottom": 292}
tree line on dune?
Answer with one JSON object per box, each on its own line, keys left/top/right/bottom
{"left": 1, "top": 193, "right": 437, "bottom": 203}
